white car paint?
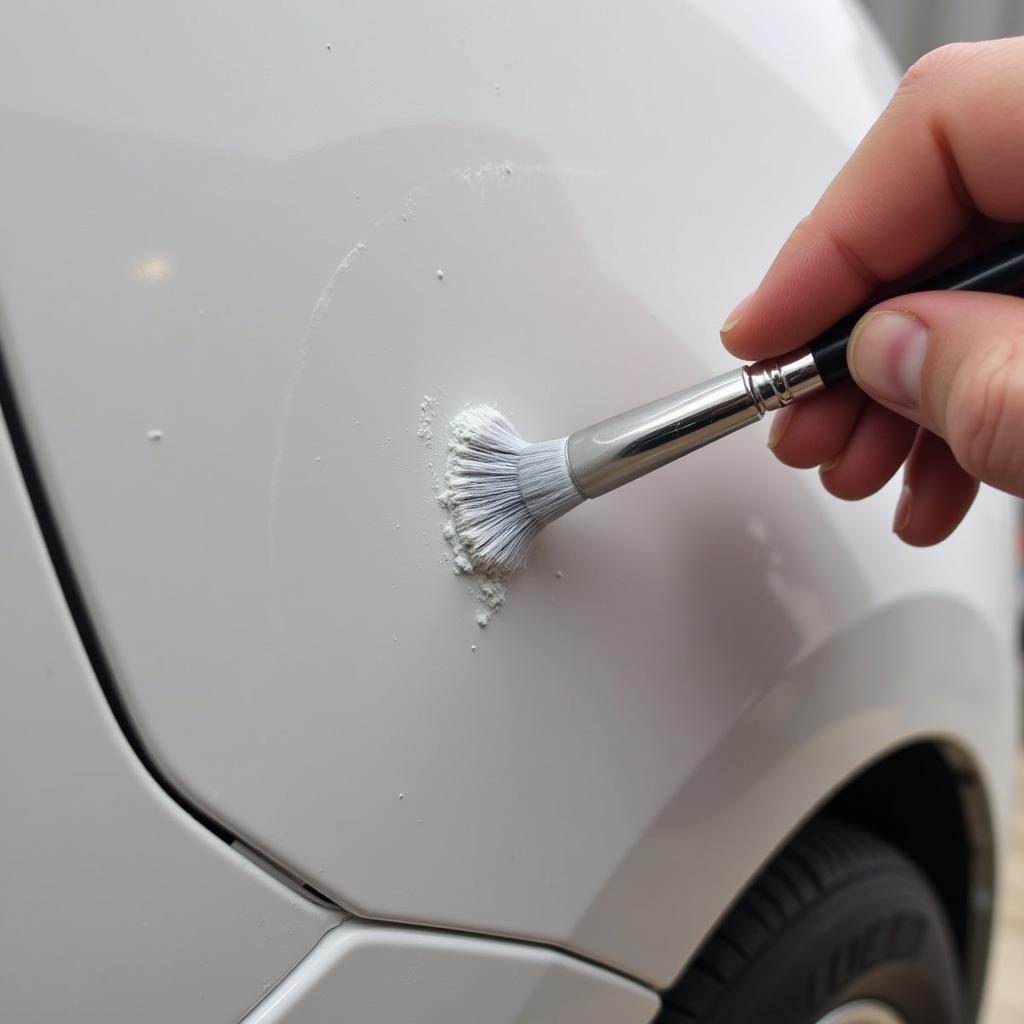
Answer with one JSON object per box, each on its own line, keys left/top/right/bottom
{"left": 0, "top": 417, "right": 342, "bottom": 1021}
{"left": 0, "top": 0, "right": 1016, "bottom": 1019}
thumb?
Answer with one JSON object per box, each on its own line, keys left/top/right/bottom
{"left": 847, "top": 291, "right": 1024, "bottom": 496}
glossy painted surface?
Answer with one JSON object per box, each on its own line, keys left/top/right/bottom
{"left": 243, "top": 924, "right": 658, "bottom": 1024}
{"left": 0, "top": 0, "right": 1016, "bottom": 993}
{"left": 0, "top": 416, "right": 341, "bottom": 1020}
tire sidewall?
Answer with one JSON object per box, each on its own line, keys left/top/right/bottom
{"left": 704, "top": 867, "right": 962, "bottom": 1024}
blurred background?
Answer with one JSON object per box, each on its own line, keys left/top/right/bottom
{"left": 863, "top": 0, "right": 1024, "bottom": 66}
{"left": 856, "top": 5, "right": 1024, "bottom": 1021}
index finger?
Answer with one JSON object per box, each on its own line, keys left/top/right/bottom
{"left": 721, "top": 38, "right": 1024, "bottom": 361}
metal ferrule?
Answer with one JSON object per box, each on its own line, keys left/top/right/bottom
{"left": 566, "top": 346, "right": 824, "bottom": 499}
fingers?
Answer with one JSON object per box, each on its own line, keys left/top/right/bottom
{"left": 818, "top": 403, "right": 918, "bottom": 500}
{"left": 721, "top": 38, "right": 1024, "bottom": 361}
{"left": 848, "top": 290, "right": 1024, "bottom": 497}
{"left": 895, "top": 430, "right": 979, "bottom": 546}
{"left": 769, "top": 388, "right": 916, "bottom": 500}
{"left": 767, "top": 381, "right": 866, "bottom": 469}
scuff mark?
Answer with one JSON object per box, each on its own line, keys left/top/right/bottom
{"left": 267, "top": 159, "right": 603, "bottom": 557}
{"left": 305, "top": 242, "right": 367, "bottom": 336}
{"left": 269, "top": 241, "right": 367, "bottom": 516}
{"left": 456, "top": 161, "right": 604, "bottom": 197}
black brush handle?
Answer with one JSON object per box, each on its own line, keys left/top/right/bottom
{"left": 810, "top": 234, "right": 1024, "bottom": 385}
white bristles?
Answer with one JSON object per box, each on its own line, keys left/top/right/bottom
{"left": 445, "top": 406, "right": 585, "bottom": 574}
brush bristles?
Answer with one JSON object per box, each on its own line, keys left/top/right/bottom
{"left": 445, "top": 406, "right": 584, "bottom": 574}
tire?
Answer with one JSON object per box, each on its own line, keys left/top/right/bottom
{"left": 659, "top": 819, "right": 964, "bottom": 1024}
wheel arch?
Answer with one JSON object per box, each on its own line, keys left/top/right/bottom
{"left": 820, "top": 738, "right": 995, "bottom": 1021}
{"left": 658, "top": 737, "right": 996, "bottom": 1023}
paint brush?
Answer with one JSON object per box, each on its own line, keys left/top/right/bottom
{"left": 445, "top": 236, "right": 1024, "bottom": 575}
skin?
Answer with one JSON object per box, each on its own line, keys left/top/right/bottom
{"left": 720, "top": 38, "right": 1024, "bottom": 545}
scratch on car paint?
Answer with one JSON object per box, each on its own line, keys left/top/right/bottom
{"left": 268, "top": 240, "right": 367, "bottom": 521}
{"left": 267, "top": 161, "right": 602, "bottom": 552}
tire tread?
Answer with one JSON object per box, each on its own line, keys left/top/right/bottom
{"left": 662, "top": 819, "right": 912, "bottom": 1020}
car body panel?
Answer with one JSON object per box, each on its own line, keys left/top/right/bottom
{"left": 242, "top": 924, "right": 659, "bottom": 1024}
{"left": 0, "top": 414, "right": 341, "bottom": 1021}
{"left": 0, "top": 0, "right": 1015, "bottom": 994}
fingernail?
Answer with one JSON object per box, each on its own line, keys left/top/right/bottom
{"left": 849, "top": 310, "right": 927, "bottom": 409}
{"left": 721, "top": 291, "right": 754, "bottom": 334}
{"left": 892, "top": 484, "right": 912, "bottom": 533}
{"left": 818, "top": 456, "right": 839, "bottom": 474}
{"left": 767, "top": 406, "right": 793, "bottom": 449}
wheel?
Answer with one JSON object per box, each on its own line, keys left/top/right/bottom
{"left": 659, "top": 818, "right": 964, "bottom": 1024}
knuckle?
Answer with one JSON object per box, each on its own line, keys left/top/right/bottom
{"left": 945, "top": 336, "right": 1024, "bottom": 488}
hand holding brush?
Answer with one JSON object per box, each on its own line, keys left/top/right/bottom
{"left": 447, "top": 39, "right": 1024, "bottom": 574}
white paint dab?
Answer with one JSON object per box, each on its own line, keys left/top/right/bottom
{"left": 431, "top": 408, "right": 510, "bottom": 627}
{"left": 417, "top": 394, "right": 439, "bottom": 446}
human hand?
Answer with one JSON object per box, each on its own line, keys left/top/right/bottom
{"left": 721, "top": 39, "right": 1024, "bottom": 544}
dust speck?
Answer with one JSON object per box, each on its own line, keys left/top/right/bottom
{"left": 435, "top": 268, "right": 445, "bottom": 280}
{"left": 470, "top": 644, "right": 477, "bottom": 652}
{"left": 555, "top": 570, "right": 564, "bottom": 579}
{"left": 147, "top": 429, "right": 163, "bottom": 442}
{"left": 398, "top": 792, "right": 404, "bottom": 800}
